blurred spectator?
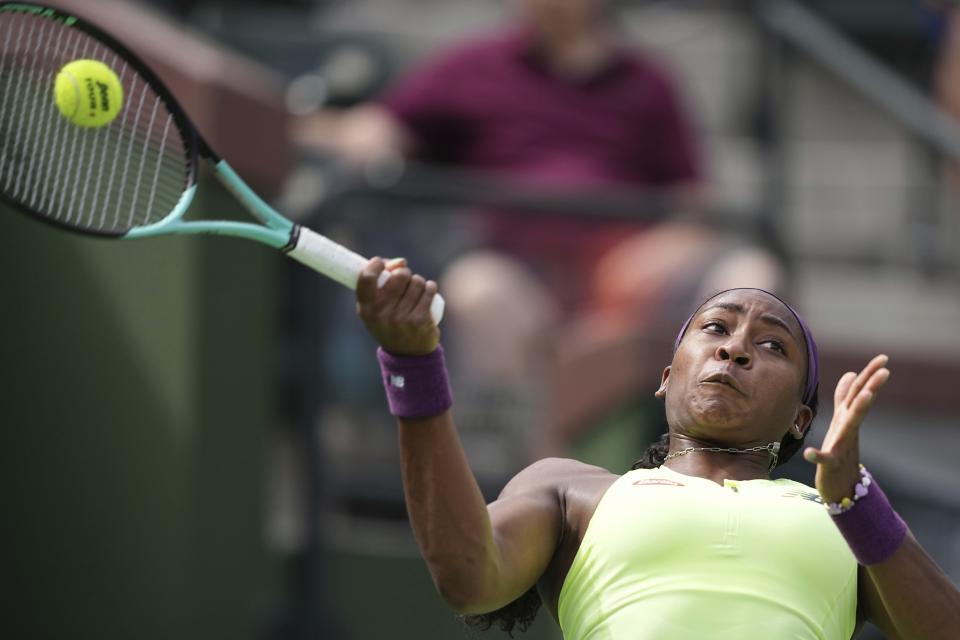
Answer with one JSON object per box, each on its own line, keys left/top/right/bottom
{"left": 294, "top": 0, "right": 783, "bottom": 463}
{"left": 927, "top": 1, "right": 960, "bottom": 117}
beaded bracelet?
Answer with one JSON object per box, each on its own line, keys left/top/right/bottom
{"left": 825, "top": 465, "right": 872, "bottom": 515}
{"left": 826, "top": 464, "right": 908, "bottom": 565}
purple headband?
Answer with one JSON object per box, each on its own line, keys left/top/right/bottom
{"left": 673, "top": 288, "right": 820, "bottom": 407}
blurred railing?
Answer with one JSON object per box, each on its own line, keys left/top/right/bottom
{"left": 753, "top": 0, "right": 958, "bottom": 275}
{"left": 302, "top": 155, "right": 755, "bottom": 227}
{"left": 291, "top": 150, "right": 768, "bottom": 471}
{"left": 744, "top": 0, "right": 960, "bottom": 402}
{"left": 758, "top": 0, "right": 960, "bottom": 161}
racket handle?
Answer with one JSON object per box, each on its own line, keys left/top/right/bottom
{"left": 285, "top": 226, "right": 445, "bottom": 325}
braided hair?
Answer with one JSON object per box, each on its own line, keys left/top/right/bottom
{"left": 460, "top": 588, "right": 542, "bottom": 637}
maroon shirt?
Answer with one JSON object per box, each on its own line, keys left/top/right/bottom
{"left": 382, "top": 26, "right": 702, "bottom": 303}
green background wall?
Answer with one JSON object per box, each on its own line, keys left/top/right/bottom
{"left": 1, "top": 179, "right": 281, "bottom": 639}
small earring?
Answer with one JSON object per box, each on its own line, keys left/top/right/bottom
{"left": 795, "top": 424, "right": 803, "bottom": 434}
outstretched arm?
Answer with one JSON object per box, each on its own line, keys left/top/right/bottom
{"left": 858, "top": 537, "right": 960, "bottom": 640}
{"left": 357, "top": 258, "right": 564, "bottom": 614}
{"left": 805, "top": 355, "right": 960, "bottom": 639}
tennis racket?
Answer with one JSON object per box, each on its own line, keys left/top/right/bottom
{"left": 0, "top": 2, "right": 445, "bottom": 323}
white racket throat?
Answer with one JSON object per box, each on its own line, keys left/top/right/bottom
{"left": 286, "top": 226, "right": 445, "bottom": 324}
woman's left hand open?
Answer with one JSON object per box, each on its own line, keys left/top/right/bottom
{"left": 804, "top": 354, "right": 891, "bottom": 504}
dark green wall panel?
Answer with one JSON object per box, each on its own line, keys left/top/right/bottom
{"left": 1, "top": 180, "right": 280, "bottom": 640}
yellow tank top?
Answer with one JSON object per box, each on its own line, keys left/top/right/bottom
{"left": 558, "top": 466, "right": 857, "bottom": 639}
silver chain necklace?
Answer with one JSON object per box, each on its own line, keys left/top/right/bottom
{"left": 664, "top": 441, "right": 781, "bottom": 470}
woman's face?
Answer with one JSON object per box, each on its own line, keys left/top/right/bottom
{"left": 662, "top": 290, "right": 812, "bottom": 446}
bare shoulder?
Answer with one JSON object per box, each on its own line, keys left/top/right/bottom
{"left": 505, "top": 459, "right": 620, "bottom": 617}
{"left": 498, "top": 458, "right": 620, "bottom": 543}
{"left": 498, "top": 457, "right": 617, "bottom": 499}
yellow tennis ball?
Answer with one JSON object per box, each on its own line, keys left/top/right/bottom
{"left": 54, "top": 59, "right": 123, "bottom": 128}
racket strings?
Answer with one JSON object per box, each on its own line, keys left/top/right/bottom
{"left": 0, "top": 9, "right": 191, "bottom": 234}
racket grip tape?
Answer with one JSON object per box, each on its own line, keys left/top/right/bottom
{"left": 284, "top": 226, "right": 445, "bottom": 325}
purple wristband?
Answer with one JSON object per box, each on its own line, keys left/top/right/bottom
{"left": 377, "top": 345, "right": 453, "bottom": 419}
{"left": 831, "top": 472, "right": 908, "bottom": 565}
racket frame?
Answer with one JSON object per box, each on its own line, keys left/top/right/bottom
{"left": 126, "top": 161, "right": 295, "bottom": 250}
{"left": 0, "top": 1, "right": 296, "bottom": 249}
{"left": 1, "top": 2, "right": 446, "bottom": 322}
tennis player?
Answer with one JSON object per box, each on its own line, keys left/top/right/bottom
{"left": 357, "top": 257, "right": 960, "bottom": 638}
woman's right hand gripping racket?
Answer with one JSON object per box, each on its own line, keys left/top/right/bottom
{"left": 0, "top": 2, "right": 445, "bottom": 324}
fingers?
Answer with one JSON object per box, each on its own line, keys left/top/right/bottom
{"left": 842, "top": 354, "right": 889, "bottom": 407}
{"left": 864, "top": 366, "right": 891, "bottom": 395}
{"left": 810, "top": 356, "right": 889, "bottom": 497}
{"left": 357, "top": 257, "right": 386, "bottom": 306}
{"left": 357, "top": 256, "right": 409, "bottom": 318}
{"left": 828, "top": 369, "right": 888, "bottom": 438}
{"left": 411, "top": 279, "right": 439, "bottom": 324}
{"left": 377, "top": 265, "right": 414, "bottom": 317}
{"left": 356, "top": 256, "right": 440, "bottom": 355}
{"left": 358, "top": 257, "right": 407, "bottom": 295}
{"left": 391, "top": 275, "right": 437, "bottom": 325}
{"left": 803, "top": 446, "right": 835, "bottom": 467}
{"left": 846, "top": 367, "right": 890, "bottom": 421}
{"left": 394, "top": 273, "right": 427, "bottom": 317}
{"left": 829, "top": 366, "right": 888, "bottom": 427}
{"left": 357, "top": 257, "right": 434, "bottom": 324}
{"left": 385, "top": 257, "right": 408, "bottom": 271}
{"left": 833, "top": 371, "right": 856, "bottom": 407}
{"left": 817, "top": 357, "right": 891, "bottom": 466}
